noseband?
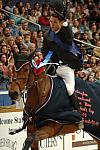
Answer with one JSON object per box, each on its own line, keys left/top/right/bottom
{"left": 11, "top": 77, "right": 28, "bottom": 92}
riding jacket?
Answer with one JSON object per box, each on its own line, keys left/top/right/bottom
{"left": 42, "top": 25, "right": 83, "bottom": 70}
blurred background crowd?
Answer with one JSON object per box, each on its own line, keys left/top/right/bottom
{"left": 0, "top": 0, "right": 100, "bottom": 90}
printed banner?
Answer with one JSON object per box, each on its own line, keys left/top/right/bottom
{"left": 0, "top": 111, "right": 27, "bottom": 150}
{"left": 75, "top": 78, "right": 100, "bottom": 139}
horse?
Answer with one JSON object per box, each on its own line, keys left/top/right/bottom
{"left": 8, "top": 61, "right": 100, "bottom": 150}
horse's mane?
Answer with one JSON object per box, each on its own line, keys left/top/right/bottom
{"left": 15, "top": 61, "right": 30, "bottom": 72}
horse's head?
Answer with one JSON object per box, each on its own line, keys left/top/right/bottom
{"left": 9, "top": 62, "right": 33, "bottom": 101}
{"left": 9, "top": 58, "right": 50, "bottom": 105}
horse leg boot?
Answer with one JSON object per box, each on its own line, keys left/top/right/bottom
{"left": 69, "top": 93, "right": 80, "bottom": 112}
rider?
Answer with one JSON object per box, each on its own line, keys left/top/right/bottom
{"left": 42, "top": 0, "right": 83, "bottom": 112}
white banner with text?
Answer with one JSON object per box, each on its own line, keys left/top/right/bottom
{"left": 0, "top": 111, "right": 98, "bottom": 150}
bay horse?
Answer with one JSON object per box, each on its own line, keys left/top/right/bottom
{"left": 8, "top": 62, "right": 100, "bottom": 150}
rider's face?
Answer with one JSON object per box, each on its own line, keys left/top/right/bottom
{"left": 50, "top": 16, "right": 63, "bottom": 32}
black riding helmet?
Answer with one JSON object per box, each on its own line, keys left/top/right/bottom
{"left": 49, "top": 0, "right": 67, "bottom": 21}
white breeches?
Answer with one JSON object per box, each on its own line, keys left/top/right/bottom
{"left": 56, "top": 65, "right": 75, "bottom": 96}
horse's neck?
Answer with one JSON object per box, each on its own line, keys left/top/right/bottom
{"left": 35, "top": 74, "right": 51, "bottom": 105}
{"left": 27, "top": 73, "right": 51, "bottom": 109}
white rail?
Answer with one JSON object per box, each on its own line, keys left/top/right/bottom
{"left": 0, "top": 8, "right": 41, "bottom": 30}
{"left": 74, "top": 38, "right": 100, "bottom": 49}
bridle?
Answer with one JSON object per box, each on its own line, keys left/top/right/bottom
{"left": 10, "top": 64, "right": 47, "bottom": 104}
{"left": 10, "top": 63, "right": 31, "bottom": 102}
{"left": 12, "top": 77, "right": 28, "bottom": 91}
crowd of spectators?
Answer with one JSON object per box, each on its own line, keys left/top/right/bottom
{"left": 0, "top": 0, "right": 100, "bottom": 87}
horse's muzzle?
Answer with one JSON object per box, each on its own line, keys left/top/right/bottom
{"left": 9, "top": 91, "right": 19, "bottom": 100}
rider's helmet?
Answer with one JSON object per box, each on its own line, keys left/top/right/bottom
{"left": 49, "top": 0, "right": 67, "bottom": 21}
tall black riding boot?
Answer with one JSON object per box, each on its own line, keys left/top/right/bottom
{"left": 69, "top": 93, "right": 80, "bottom": 112}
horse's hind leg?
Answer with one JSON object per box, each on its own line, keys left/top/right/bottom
{"left": 22, "top": 123, "right": 62, "bottom": 150}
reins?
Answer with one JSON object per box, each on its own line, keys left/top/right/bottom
{"left": 9, "top": 63, "right": 51, "bottom": 135}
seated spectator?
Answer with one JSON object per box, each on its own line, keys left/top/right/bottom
{"left": 76, "top": 70, "right": 88, "bottom": 80}
{"left": 6, "top": 36, "right": 15, "bottom": 48}
{"left": 7, "top": 18, "right": 21, "bottom": 37}
{"left": 0, "top": 62, "right": 4, "bottom": 83}
{"left": 20, "top": 6, "right": 28, "bottom": 18}
{"left": 0, "top": 44, "right": 12, "bottom": 62}
{"left": 89, "top": 56, "right": 97, "bottom": 67}
{"left": 74, "top": 32, "right": 82, "bottom": 49}
{"left": 72, "top": 19, "right": 80, "bottom": 34}
{"left": 10, "top": 7, "right": 22, "bottom": 25}
{"left": 95, "top": 70, "right": 100, "bottom": 82}
{"left": 12, "top": 44, "right": 19, "bottom": 54}
{"left": 81, "top": 32, "right": 93, "bottom": 55}
{"left": 20, "top": 20, "right": 30, "bottom": 36}
{"left": 7, "top": 62, "right": 15, "bottom": 79}
{"left": 80, "top": 19, "right": 90, "bottom": 33}
{"left": 23, "top": 33, "right": 32, "bottom": 49}
{"left": 90, "top": 32, "right": 99, "bottom": 45}
{"left": 16, "top": 1, "right": 23, "bottom": 13}
{"left": 24, "top": 2, "right": 31, "bottom": 15}
{"left": 88, "top": 74, "right": 95, "bottom": 82}
{"left": 3, "top": 27, "right": 12, "bottom": 42}
{"left": 31, "top": 31, "right": 37, "bottom": 45}
{"left": 29, "top": 43, "right": 36, "bottom": 53}
{"left": 83, "top": 54, "right": 91, "bottom": 67}
{"left": 33, "top": 2, "right": 41, "bottom": 20}
{"left": 93, "top": 40, "right": 100, "bottom": 58}
{"left": 37, "top": 30, "right": 44, "bottom": 48}
{"left": 0, "top": 20, "right": 7, "bottom": 36}
{"left": 0, "top": 45, "right": 8, "bottom": 55}
{"left": 38, "top": 10, "right": 50, "bottom": 26}
{"left": 74, "top": 5, "right": 83, "bottom": 20}
{"left": 0, "top": 54, "right": 8, "bottom": 76}
{"left": 15, "top": 35, "right": 25, "bottom": 52}
{"left": 42, "top": 3, "right": 50, "bottom": 13}
{"left": 28, "top": 8, "right": 38, "bottom": 23}
{"left": 66, "top": 11, "right": 74, "bottom": 26}
{"left": 0, "top": 61, "right": 9, "bottom": 91}
{"left": 12, "top": 45, "right": 29, "bottom": 69}
{"left": 89, "top": 22, "right": 97, "bottom": 40}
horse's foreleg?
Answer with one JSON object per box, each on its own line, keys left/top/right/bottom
{"left": 27, "top": 122, "right": 38, "bottom": 150}
{"left": 92, "top": 138, "right": 100, "bottom": 150}
{"left": 97, "top": 140, "right": 100, "bottom": 150}
{"left": 22, "top": 122, "right": 62, "bottom": 150}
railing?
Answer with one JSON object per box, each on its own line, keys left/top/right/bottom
{"left": 0, "top": 90, "right": 25, "bottom": 109}
{"left": 0, "top": 90, "right": 13, "bottom": 106}
{"left": 0, "top": 81, "right": 15, "bottom": 107}
{"left": 0, "top": 80, "right": 26, "bottom": 108}
{"left": 0, "top": 8, "right": 41, "bottom": 30}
